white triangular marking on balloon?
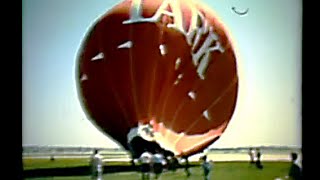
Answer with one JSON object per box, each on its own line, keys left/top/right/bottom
{"left": 174, "top": 74, "right": 183, "bottom": 85}
{"left": 118, "top": 41, "right": 133, "bottom": 49}
{"left": 203, "top": 110, "right": 211, "bottom": 121}
{"left": 159, "top": 44, "right": 167, "bottom": 56}
{"left": 91, "top": 52, "right": 104, "bottom": 61}
{"left": 163, "top": 11, "right": 174, "bottom": 17}
{"left": 175, "top": 58, "right": 181, "bottom": 70}
{"left": 80, "top": 74, "right": 88, "bottom": 81}
{"left": 188, "top": 91, "right": 196, "bottom": 100}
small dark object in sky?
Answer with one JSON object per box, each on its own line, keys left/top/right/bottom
{"left": 232, "top": 7, "right": 249, "bottom": 16}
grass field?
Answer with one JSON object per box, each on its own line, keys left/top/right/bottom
{"left": 23, "top": 158, "right": 293, "bottom": 180}
{"left": 23, "top": 158, "right": 133, "bottom": 170}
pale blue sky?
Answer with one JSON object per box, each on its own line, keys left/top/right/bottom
{"left": 22, "top": 0, "right": 302, "bottom": 149}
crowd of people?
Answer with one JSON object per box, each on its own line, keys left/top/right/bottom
{"left": 139, "top": 149, "right": 178, "bottom": 179}
{"left": 138, "top": 150, "right": 213, "bottom": 180}
{"left": 88, "top": 148, "right": 182, "bottom": 180}
{"left": 87, "top": 149, "right": 213, "bottom": 180}
{"left": 89, "top": 148, "right": 301, "bottom": 180}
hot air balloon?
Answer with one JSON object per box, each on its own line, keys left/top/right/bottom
{"left": 76, "top": 0, "right": 239, "bottom": 159}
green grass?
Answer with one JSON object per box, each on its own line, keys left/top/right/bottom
{"left": 23, "top": 158, "right": 293, "bottom": 180}
{"left": 23, "top": 158, "right": 90, "bottom": 170}
{"left": 23, "top": 158, "right": 132, "bottom": 170}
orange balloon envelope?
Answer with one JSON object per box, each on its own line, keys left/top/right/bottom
{"left": 76, "top": 0, "right": 238, "bottom": 157}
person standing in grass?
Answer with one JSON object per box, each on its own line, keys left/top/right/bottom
{"left": 255, "top": 148, "right": 263, "bottom": 169}
{"left": 139, "top": 149, "right": 153, "bottom": 180}
{"left": 277, "top": 152, "right": 302, "bottom": 180}
{"left": 288, "top": 152, "right": 302, "bottom": 180}
{"left": 168, "top": 156, "right": 178, "bottom": 172}
{"left": 248, "top": 148, "right": 255, "bottom": 164}
{"left": 152, "top": 150, "right": 165, "bottom": 179}
{"left": 182, "top": 155, "right": 191, "bottom": 177}
{"left": 90, "top": 149, "right": 104, "bottom": 180}
{"left": 201, "top": 155, "right": 212, "bottom": 180}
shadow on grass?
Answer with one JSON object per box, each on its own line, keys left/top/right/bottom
{"left": 23, "top": 164, "right": 199, "bottom": 178}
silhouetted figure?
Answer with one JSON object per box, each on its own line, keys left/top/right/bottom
{"left": 152, "top": 150, "right": 165, "bottom": 179}
{"left": 168, "top": 156, "right": 178, "bottom": 172}
{"left": 173, "top": 157, "right": 179, "bottom": 172}
{"left": 139, "top": 150, "right": 153, "bottom": 180}
{"left": 90, "top": 149, "right": 103, "bottom": 180}
{"left": 255, "top": 148, "right": 263, "bottom": 169}
{"left": 288, "top": 152, "right": 302, "bottom": 180}
{"left": 50, "top": 155, "right": 55, "bottom": 161}
{"left": 248, "top": 148, "right": 255, "bottom": 164}
{"left": 201, "top": 155, "right": 212, "bottom": 180}
{"left": 130, "top": 159, "right": 136, "bottom": 167}
{"left": 183, "top": 156, "right": 191, "bottom": 177}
